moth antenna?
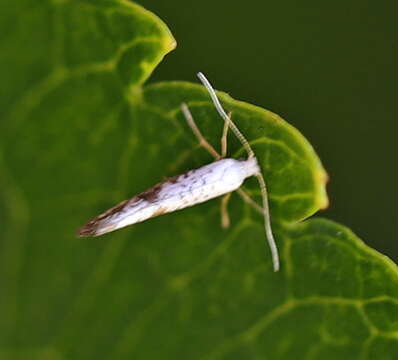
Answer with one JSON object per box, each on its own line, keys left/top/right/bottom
{"left": 197, "top": 72, "right": 255, "bottom": 159}
{"left": 197, "top": 71, "right": 280, "bottom": 272}
{"left": 256, "top": 173, "right": 280, "bottom": 272}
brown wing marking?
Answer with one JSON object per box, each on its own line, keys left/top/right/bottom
{"left": 77, "top": 172, "right": 188, "bottom": 237}
{"left": 77, "top": 199, "right": 133, "bottom": 237}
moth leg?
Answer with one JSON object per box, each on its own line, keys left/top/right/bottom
{"left": 220, "top": 111, "right": 231, "bottom": 158}
{"left": 220, "top": 192, "right": 232, "bottom": 228}
{"left": 181, "top": 103, "right": 221, "bottom": 160}
{"left": 236, "top": 188, "right": 264, "bottom": 215}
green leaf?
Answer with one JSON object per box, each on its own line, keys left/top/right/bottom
{"left": 1, "top": 1, "right": 397, "bottom": 360}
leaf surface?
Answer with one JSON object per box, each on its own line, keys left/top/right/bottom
{"left": 1, "top": 1, "right": 397, "bottom": 359}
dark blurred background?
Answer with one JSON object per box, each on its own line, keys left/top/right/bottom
{"left": 138, "top": 0, "right": 398, "bottom": 261}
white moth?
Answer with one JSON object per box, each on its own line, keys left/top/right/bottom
{"left": 78, "top": 72, "right": 280, "bottom": 272}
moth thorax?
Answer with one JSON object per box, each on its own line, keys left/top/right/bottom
{"left": 241, "top": 156, "right": 261, "bottom": 178}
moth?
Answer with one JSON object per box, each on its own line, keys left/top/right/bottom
{"left": 78, "top": 73, "right": 280, "bottom": 271}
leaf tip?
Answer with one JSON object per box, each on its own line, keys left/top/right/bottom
{"left": 316, "top": 167, "right": 329, "bottom": 210}
{"left": 168, "top": 38, "right": 177, "bottom": 52}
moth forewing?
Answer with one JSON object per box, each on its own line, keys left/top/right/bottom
{"left": 78, "top": 158, "right": 260, "bottom": 237}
